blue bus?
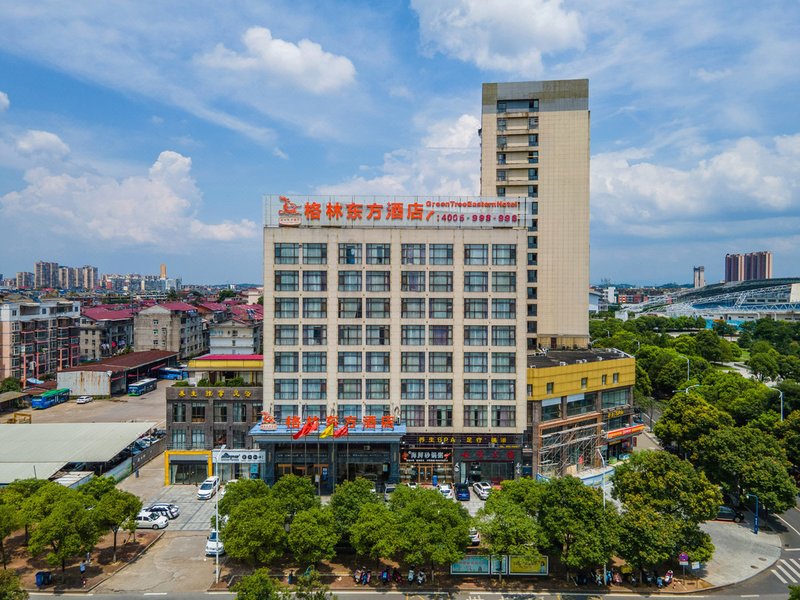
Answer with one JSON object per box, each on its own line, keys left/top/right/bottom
{"left": 157, "top": 367, "right": 187, "bottom": 380}
{"left": 31, "top": 388, "right": 71, "bottom": 409}
{"left": 128, "top": 378, "right": 158, "bottom": 396}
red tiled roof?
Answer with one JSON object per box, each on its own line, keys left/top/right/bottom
{"left": 81, "top": 307, "right": 135, "bottom": 321}
{"left": 197, "top": 302, "right": 228, "bottom": 312}
{"left": 231, "top": 304, "right": 263, "bottom": 321}
{"left": 61, "top": 363, "right": 128, "bottom": 373}
{"left": 157, "top": 302, "right": 197, "bottom": 312}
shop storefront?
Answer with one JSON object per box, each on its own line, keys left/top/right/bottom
{"left": 251, "top": 418, "right": 405, "bottom": 494}
{"left": 164, "top": 450, "right": 212, "bottom": 485}
{"left": 604, "top": 422, "right": 644, "bottom": 463}
{"left": 211, "top": 448, "right": 265, "bottom": 481}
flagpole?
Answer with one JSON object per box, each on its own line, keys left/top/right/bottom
{"left": 316, "top": 429, "right": 321, "bottom": 496}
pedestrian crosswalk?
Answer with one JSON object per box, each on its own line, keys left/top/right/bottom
{"left": 773, "top": 558, "right": 800, "bottom": 584}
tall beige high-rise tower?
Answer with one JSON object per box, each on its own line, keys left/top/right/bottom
{"left": 480, "top": 80, "right": 589, "bottom": 350}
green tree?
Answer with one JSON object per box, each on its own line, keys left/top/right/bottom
{"left": 217, "top": 289, "right": 237, "bottom": 301}
{"left": 294, "top": 569, "right": 336, "bottom": 600}
{"left": 693, "top": 330, "right": 724, "bottom": 363}
{"left": 232, "top": 568, "right": 289, "bottom": 600}
{"left": 390, "top": 486, "right": 470, "bottom": 580}
{"left": 3, "top": 479, "right": 48, "bottom": 544}
{"left": 223, "top": 497, "right": 287, "bottom": 566}
{"left": 349, "top": 502, "right": 398, "bottom": 567}
{"left": 272, "top": 475, "right": 319, "bottom": 521}
{"left": 696, "top": 426, "right": 798, "bottom": 513}
{"left": 477, "top": 492, "right": 541, "bottom": 579}
{"left": 617, "top": 505, "right": 681, "bottom": 580}
{"left": 329, "top": 478, "right": 381, "bottom": 544}
{"left": 790, "top": 584, "right": 800, "bottom": 600}
{"left": 0, "top": 569, "right": 28, "bottom": 600}
{"left": 0, "top": 494, "right": 21, "bottom": 568}
{"left": 611, "top": 451, "right": 721, "bottom": 523}
{"left": 28, "top": 496, "right": 99, "bottom": 578}
{"left": 79, "top": 476, "right": 117, "bottom": 503}
{"left": 777, "top": 410, "right": 800, "bottom": 465}
{"left": 633, "top": 362, "right": 653, "bottom": 402}
{"left": 219, "top": 479, "right": 271, "bottom": 518}
{"left": 0, "top": 377, "right": 21, "bottom": 393}
{"left": 712, "top": 321, "right": 737, "bottom": 337}
{"left": 287, "top": 507, "right": 339, "bottom": 567}
{"left": 538, "top": 476, "right": 618, "bottom": 580}
{"left": 748, "top": 352, "right": 780, "bottom": 382}
{"left": 653, "top": 392, "right": 734, "bottom": 457}
{"left": 93, "top": 488, "right": 142, "bottom": 562}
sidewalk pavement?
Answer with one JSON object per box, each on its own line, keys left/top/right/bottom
{"left": 700, "top": 517, "right": 781, "bottom": 588}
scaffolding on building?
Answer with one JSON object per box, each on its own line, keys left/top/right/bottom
{"left": 538, "top": 420, "right": 604, "bottom": 478}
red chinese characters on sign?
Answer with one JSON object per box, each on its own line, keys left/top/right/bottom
{"left": 326, "top": 415, "right": 339, "bottom": 427}
{"left": 286, "top": 415, "right": 301, "bottom": 429}
{"left": 386, "top": 203, "right": 404, "bottom": 220}
{"left": 346, "top": 203, "right": 363, "bottom": 220}
{"left": 326, "top": 202, "right": 343, "bottom": 220}
{"left": 407, "top": 202, "right": 423, "bottom": 220}
{"left": 305, "top": 202, "right": 322, "bottom": 220}
{"left": 362, "top": 415, "right": 377, "bottom": 429}
{"left": 344, "top": 415, "right": 358, "bottom": 429}
{"left": 366, "top": 203, "right": 382, "bottom": 220}
{"left": 381, "top": 415, "right": 394, "bottom": 430}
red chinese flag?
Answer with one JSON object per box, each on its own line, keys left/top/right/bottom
{"left": 292, "top": 421, "right": 313, "bottom": 440}
{"left": 333, "top": 424, "right": 349, "bottom": 438}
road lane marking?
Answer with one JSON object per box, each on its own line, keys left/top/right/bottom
{"left": 782, "top": 559, "right": 800, "bottom": 579}
{"left": 776, "top": 562, "right": 797, "bottom": 583}
{"left": 778, "top": 514, "right": 800, "bottom": 537}
{"left": 143, "top": 594, "right": 168, "bottom": 596}
{"left": 773, "top": 569, "right": 788, "bottom": 584}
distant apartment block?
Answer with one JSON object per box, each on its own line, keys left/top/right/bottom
{"left": 15, "top": 272, "right": 33, "bottom": 289}
{"left": 693, "top": 266, "right": 705, "bottom": 289}
{"left": 0, "top": 297, "right": 80, "bottom": 382}
{"left": 209, "top": 319, "right": 263, "bottom": 355}
{"left": 725, "top": 251, "right": 773, "bottom": 283}
{"left": 133, "top": 302, "right": 207, "bottom": 359}
{"left": 34, "top": 261, "right": 59, "bottom": 289}
{"left": 79, "top": 307, "right": 135, "bottom": 361}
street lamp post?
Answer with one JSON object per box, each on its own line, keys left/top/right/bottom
{"left": 747, "top": 493, "right": 759, "bottom": 534}
{"left": 678, "top": 354, "right": 691, "bottom": 383}
{"left": 596, "top": 448, "right": 607, "bottom": 586}
{"left": 215, "top": 444, "right": 226, "bottom": 584}
{"left": 779, "top": 390, "right": 785, "bottom": 422}
{"left": 674, "top": 384, "right": 701, "bottom": 395}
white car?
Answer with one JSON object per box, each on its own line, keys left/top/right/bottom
{"left": 205, "top": 530, "right": 224, "bottom": 556}
{"left": 469, "top": 528, "right": 481, "bottom": 545}
{"left": 135, "top": 511, "right": 169, "bottom": 530}
{"left": 76, "top": 396, "right": 93, "bottom": 404}
{"left": 473, "top": 481, "right": 492, "bottom": 500}
{"left": 197, "top": 476, "right": 220, "bottom": 500}
{"left": 406, "top": 482, "right": 418, "bottom": 490}
{"left": 439, "top": 484, "right": 455, "bottom": 500}
{"left": 383, "top": 484, "right": 396, "bottom": 502}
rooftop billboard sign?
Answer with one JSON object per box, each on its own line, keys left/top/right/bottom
{"left": 264, "top": 195, "right": 527, "bottom": 229}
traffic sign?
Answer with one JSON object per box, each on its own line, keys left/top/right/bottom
{"left": 679, "top": 552, "right": 689, "bottom": 565}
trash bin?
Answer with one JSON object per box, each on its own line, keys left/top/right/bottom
{"left": 35, "top": 571, "right": 52, "bottom": 587}
{"left": 432, "top": 475, "right": 438, "bottom": 487}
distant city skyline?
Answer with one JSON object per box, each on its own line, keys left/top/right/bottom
{"left": 0, "top": 2, "right": 798, "bottom": 283}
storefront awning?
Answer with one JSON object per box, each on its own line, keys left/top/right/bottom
{"left": 250, "top": 422, "right": 406, "bottom": 443}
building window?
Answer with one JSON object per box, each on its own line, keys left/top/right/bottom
{"left": 492, "top": 299, "right": 516, "bottom": 319}
{"left": 528, "top": 151, "right": 539, "bottom": 164}
{"left": 581, "top": 377, "right": 588, "bottom": 389}
{"left": 365, "top": 325, "right": 390, "bottom": 346}
{"left": 302, "top": 325, "right": 327, "bottom": 346}
{"left": 464, "top": 271, "right": 488, "bottom": 292}
{"left": 338, "top": 325, "right": 362, "bottom": 345}
{"left": 401, "top": 244, "right": 426, "bottom": 265}
{"left": 338, "top": 243, "right": 362, "bottom": 264}
{"left": 274, "top": 352, "right": 299, "bottom": 372}
{"left": 302, "top": 379, "right": 327, "bottom": 400}
{"left": 497, "top": 187, "right": 506, "bottom": 197}
{"left": 429, "top": 325, "right": 453, "bottom": 345}
{"left": 492, "top": 326, "right": 516, "bottom": 346}
{"left": 528, "top": 134, "right": 539, "bottom": 147}
{"left": 191, "top": 429, "right": 205, "bottom": 449}
{"left": 366, "top": 298, "right": 390, "bottom": 319}
{"left": 366, "top": 351, "right": 390, "bottom": 372}
{"left": 338, "top": 298, "right": 363, "bottom": 319}
{"left": 602, "top": 374, "right": 608, "bottom": 385}
{"left": 497, "top": 153, "right": 507, "bottom": 165}
{"left": 492, "top": 406, "right": 516, "bottom": 427}
{"left": 171, "top": 429, "right": 186, "bottom": 449}
{"left": 497, "top": 101, "right": 507, "bottom": 113}
{"left": 613, "top": 372, "right": 620, "bottom": 384}
{"left": 492, "top": 379, "right": 515, "bottom": 400}
{"left": 401, "top": 325, "right": 426, "bottom": 345}
{"left": 401, "top": 271, "right": 426, "bottom": 292}
{"left": 401, "top": 352, "right": 426, "bottom": 373}
{"left": 365, "top": 271, "right": 391, "bottom": 292}
{"left": 275, "top": 271, "right": 299, "bottom": 291}
{"left": 232, "top": 402, "right": 247, "bottom": 423}
{"left": 464, "top": 379, "right": 488, "bottom": 400}
{"left": 492, "top": 352, "right": 516, "bottom": 373}
{"left": 602, "top": 389, "right": 629, "bottom": 409}
{"left": 273, "top": 405, "right": 298, "bottom": 422}
{"left": 275, "top": 298, "right": 299, "bottom": 319}
{"left": 304, "top": 405, "right": 326, "bottom": 420}
{"left": 429, "top": 298, "right": 453, "bottom": 319}
{"left": 428, "top": 405, "right": 453, "bottom": 427}
{"left": 302, "top": 352, "right": 326, "bottom": 372}
{"left": 338, "top": 271, "right": 362, "bottom": 292}
{"left": 274, "top": 379, "right": 298, "bottom": 400}
{"left": 528, "top": 168, "right": 538, "bottom": 181}
{"left": 303, "top": 243, "right": 327, "bottom": 264}
{"left": 497, "top": 170, "right": 507, "bottom": 181}
{"left": 192, "top": 402, "right": 206, "bottom": 423}
{"left": 366, "top": 380, "right": 390, "bottom": 400}
{"left": 464, "top": 352, "right": 488, "bottom": 373}
{"left": 429, "top": 244, "right": 454, "bottom": 265}
{"left": 429, "top": 271, "right": 453, "bottom": 292}
{"left": 541, "top": 399, "right": 560, "bottom": 421}
{"left": 492, "top": 244, "right": 517, "bottom": 266}
{"left": 337, "top": 379, "right": 362, "bottom": 400}
{"left": 275, "top": 325, "right": 299, "bottom": 345}
{"left": 464, "top": 298, "right": 488, "bottom": 320}
{"left": 302, "top": 271, "right": 327, "bottom": 292}
{"left": 302, "top": 297, "right": 327, "bottom": 318}
{"left": 213, "top": 402, "right": 228, "bottom": 422}
{"left": 401, "top": 405, "right": 425, "bottom": 427}
{"left": 274, "top": 243, "right": 299, "bottom": 264}
{"left": 493, "top": 272, "right": 517, "bottom": 293}
{"left": 366, "top": 243, "right": 391, "bottom": 265}
{"left": 172, "top": 402, "right": 186, "bottom": 422}
{"left": 464, "top": 326, "right": 488, "bottom": 346}
{"left": 497, "top": 118, "right": 507, "bottom": 131}
{"left": 401, "top": 298, "right": 425, "bottom": 319}
{"left": 567, "top": 394, "right": 595, "bottom": 416}
{"left": 464, "top": 405, "right": 487, "bottom": 427}
{"left": 464, "top": 244, "right": 489, "bottom": 265}
{"left": 429, "top": 379, "right": 453, "bottom": 400}
{"left": 429, "top": 352, "right": 453, "bottom": 373}
{"left": 528, "top": 185, "right": 538, "bottom": 198}
{"left": 529, "top": 99, "right": 539, "bottom": 111}
{"left": 546, "top": 382, "right": 554, "bottom": 394}
{"left": 401, "top": 379, "right": 425, "bottom": 400}
{"left": 337, "top": 351, "right": 362, "bottom": 373}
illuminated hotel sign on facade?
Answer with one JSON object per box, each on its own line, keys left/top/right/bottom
{"left": 264, "top": 195, "right": 527, "bottom": 229}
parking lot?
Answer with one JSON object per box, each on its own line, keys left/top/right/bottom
{"left": 143, "top": 484, "right": 220, "bottom": 531}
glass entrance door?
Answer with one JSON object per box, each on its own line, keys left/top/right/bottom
{"left": 417, "top": 465, "right": 434, "bottom": 484}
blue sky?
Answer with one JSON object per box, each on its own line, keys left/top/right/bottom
{"left": 0, "top": 1, "right": 798, "bottom": 286}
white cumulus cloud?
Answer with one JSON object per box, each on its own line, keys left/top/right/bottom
{"left": 197, "top": 27, "right": 356, "bottom": 94}
{"left": 411, "top": 0, "right": 583, "bottom": 76}
{"left": 0, "top": 91, "right": 8, "bottom": 112}
{"left": 16, "top": 130, "right": 70, "bottom": 156}
{"left": 0, "top": 150, "right": 257, "bottom": 249}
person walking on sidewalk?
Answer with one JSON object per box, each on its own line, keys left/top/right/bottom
{"left": 79, "top": 560, "right": 87, "bottom": 587}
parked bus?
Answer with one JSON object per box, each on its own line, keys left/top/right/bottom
{"left": 128, "top": 378, "right": 158, "bottom": 396}
{"left": 31, "top": 388, "right": 71, "bottom": 409}
{"left": 156, "top": 367, "right": 187, "bottom": 380}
